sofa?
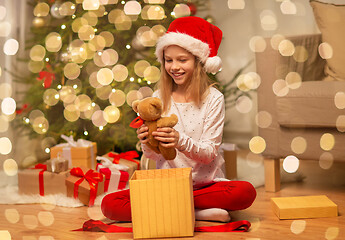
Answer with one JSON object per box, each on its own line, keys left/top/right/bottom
{"left": 255, "top": 1, "right": 345, "bottom": 192}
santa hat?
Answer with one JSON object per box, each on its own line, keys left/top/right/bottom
{"left": 155, "top": 16, "right": 223, "bottom": 74}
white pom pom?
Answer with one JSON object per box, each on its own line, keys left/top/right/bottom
{"left": 204, "top": 56, "right": 222, "bottom": 74}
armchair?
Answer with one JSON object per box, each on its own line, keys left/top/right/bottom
{"left": 256, "top": 33, "right": 345, "bottom": 192}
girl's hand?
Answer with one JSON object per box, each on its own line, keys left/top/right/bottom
{"left": 152, "top": 127, "right": 179, "bottom": 148}
{"left": 136, "top": 124, "right": 149, "bottom": 144}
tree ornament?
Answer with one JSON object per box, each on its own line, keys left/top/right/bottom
{"left": 37, "top": 63, "right": 56, "bottom": 88}
{"left": 32, "top": 17, "right": 45, "bottom": 28}
{"left": 187, "top": 3, "right": 197, "bottom": 16}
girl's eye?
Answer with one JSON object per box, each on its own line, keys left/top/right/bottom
{"left": 165, "top": 59, "right": 172, "bottom": 63}
{"left": 179, "top": 59, "right": 187, "bottom": 62}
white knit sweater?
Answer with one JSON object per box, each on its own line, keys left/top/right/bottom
{"left": 141, "top": 87, "right": 226, "bottom": 186}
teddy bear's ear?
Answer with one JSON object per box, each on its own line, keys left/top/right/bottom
{"left": 151, "top": 97, "right": 162, "bottom": 110}
{"left": 132, "top": 100, "right": 140, "bottom": 113}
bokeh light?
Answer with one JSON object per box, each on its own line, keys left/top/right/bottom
{"left": 272, "top": 79, "right": 289, "bottom": 96}
{"left": 319, "top": 152, "right": 334, "bottom": 170}
{"left": 228, "top": 0, "right": 245, "bottom": 9}
{"left": 255, "top": 111, "right": 272, "bottom": 128}
{"left": 249, "top": 136, "right": 266, "bottom": 154}
{"left": 64, "top": 62, "right": 81, "bottom": 79}
{"left": 278, "top": 39, "right": 295, "bottom": 56}
{"left": 64, "top": 104, "right": 80, "bottom": 122}
{"left": 104, "top": 105, "right": 120, "bottom": 123}
{"left": 3, "top": 158, "right": 17, "bottom": 176}
{"left": 260, "top": 10, "right": 277, "bottom": 31}
{"left": 318, "top": 42, "right": 333, "bottom": 59}
{"left": 1, "top": 97, "right": 16, "bottom": 115}
{"left": 325, "top": 227, "right": 339, "bottom": 240}
{"left": 43, "top": 89, "right": 59, "bottom": 106}
{"left": 124, "top": 1, "right": 142, "bottom": 15}
{"left": 290, "top": 220, "right": 306, "bottom": 235}
{"left": 270, "top": 34, "right": 285, "bottom": 50}
{"left": 45, "top": 32, "right": 62, "bottom": 52}
{"left": 291, "top": 136, "right": 307, "bottom": 154}
{"left": 97, "top": 68, "right": 114, "bottom": 85}
{"left": 320, "top": 133, "right": 335, "bottom": 151}
{"left": 0, "top": 231, "right": 11, "bottom": 240}
{"left": 283, "top": 155, "right": 299, "bottom": 173}
{"left": 143, "top": 66, "right": 160, "bottom": 83}
{"left": 5, "top": 208, "right": 20, "bottom": 224}
{"left": 134, "top": 60, "right": 150, "bottom": 77}
{"left": 91, "top": 110, "right": 107, "bottom": 127}
{"left": 109, "top": 90, "right": 126, "bottom": 107}
{"left": 23, "top": 215, "right": 39, "bottom": 229}
{"left": 38, "top": 211, "right": 55, "bottom": 226}
{"left": 173, "top": 4, "right": 190, "bottom": 18}
{"left": 96, "top": 85, "right": 112, "bottom": 100}
{"left": 32, "top": 116, "right": 49, "bottom": 134}
{"left": 30, "top": 45, "right": 46, "bottom": 61}
{"left": 126, "top": 90, "right": 143, "bottom": 106}
{"left": 249, "top": 36, "right": 266, "bottom": 52}
{"left": 293, "top": 46, "right": 308, "bottom": 62}
{"left": 285, "top": 72, "right": 302, "bottom": 89}
{"left": 112, "top": 64, "right": 128, "bottom": 82}
{"left": 3, "top": 38, "right": 19, "bottom": 55}
{"left": 0, "top": 22, "right": 11, "bottom": 37}
{"left": 83, "top": 0, "right": 100, "bottom": 10}
{"left": 235, "top": 95, "right": 252, "bottom": 113}
{"left": 336, "top": 115, "right": 345, "bottom": 132}
{"left": 334, "top": 92, "right": 345, "bottom": 109}
{"left": 280, "top": 0, "right": 297, "bottom": 15}
{"left": 34, "top": 2, "right": 50, "bottom": 17}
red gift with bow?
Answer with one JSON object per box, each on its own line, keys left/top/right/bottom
{"left": 65, "top": 167, "right": 105, "bottom": 206}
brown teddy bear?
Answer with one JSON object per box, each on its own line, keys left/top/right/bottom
{"left": 132, "top": 97, "right": 178, "bottom": 160}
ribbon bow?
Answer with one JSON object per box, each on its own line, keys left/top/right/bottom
{"left": 96, "top": 156, "right": 129, "bottom": 171}
{"left": 108, "top": 151, "right": 139, "bottom": 164}
{"left": 70, "top": 167, "right": 104, "bottom": 206}
{"left": 33, "top": 163, "right": 47, "bottom": 196}
{"left": 73, "top": 219, "right": 251, "bottom": 233}
{"left": 129, "top": 116, "right": 144, "bottom": 128}
{"left": 37, "top": 64, "right": 55, "bottom": 88}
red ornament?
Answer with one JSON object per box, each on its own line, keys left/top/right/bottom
{"left": 16, "top": 103, "right": 29, "bottom": 114}
{"left": 187, "top": 3, "right": 197, "bottom": 16}
{"left": 37, "top": 63, "right": 56, "bottom": 88}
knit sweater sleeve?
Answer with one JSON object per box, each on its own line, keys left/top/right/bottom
{"left": 176, "top": 93, "right": 225, "bottom": 164}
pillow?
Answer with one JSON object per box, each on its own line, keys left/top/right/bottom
{"left": 310, "top": 1, "right": 345, "bottom": 81}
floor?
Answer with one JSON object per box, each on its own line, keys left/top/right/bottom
{"left": 0, "top": 158, "right": 344, "bottom": 240}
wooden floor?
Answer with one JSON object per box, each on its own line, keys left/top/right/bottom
{"left": 0, "top": 159, "right": 344, "bottom": 240}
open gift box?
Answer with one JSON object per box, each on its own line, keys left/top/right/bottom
{"left": 129, "top": 168, "right": 195, "bottom": 239}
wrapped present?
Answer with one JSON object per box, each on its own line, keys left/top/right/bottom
{"left": 65, "top": 167, "right": 105, "bottom": 206}
{"left": 18, "top": 164, "right": 69, "bottom": 196}
{"left": 129, "top": 168, "right": 195, "bottom": 239}
{"left": 50, "top": 135, "right": 97, "bottom": 169}
{"left": 103, "top": 151, "right": 140, "bottom": 178}
{"left": 45, "top": 156, "right": 69, "bottom": 173}
{"left": 96, "top": 156, "right": 129, "bottom": 192}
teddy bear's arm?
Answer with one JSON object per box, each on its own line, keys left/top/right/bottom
{"left": 157, "top": 114, "right": 178, "bottom": 128}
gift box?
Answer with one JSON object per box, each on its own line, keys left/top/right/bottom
{"left": 129, "top": 168, "right": 195, "bottom": 239}
{"left": 271, "top": 195, "right": 338, "bottom": 219}
{"left": 102, "top": 151, "right": 140, "bottom": 178}
{"left": 45, "top": 157, "right": 69, "bottom": 173}
{"left": 18, "top": 164, "right": 69, "bottom": 196}
{"left": 50, "top": 135, "right": 97, "bottom": 169}
{"left": 65, "top": 167, "right": 105, "bottom": 206}
{"left": 96, "top": 157, "right": 129, "bottom": 192}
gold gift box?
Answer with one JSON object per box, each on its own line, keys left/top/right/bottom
{"left": 271, "top": 195, "right": 338, "bottom": 219}
{"left": 129, "top": 168, "right": 195, "bottom": 239}
{"left": 50, "top": 142, "right": 97, "bottom": 169}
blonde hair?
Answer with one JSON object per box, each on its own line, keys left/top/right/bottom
{"left": 157, "top": 58, "right": 215, "bottom": 114}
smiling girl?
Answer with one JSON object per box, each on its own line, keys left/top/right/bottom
{"left": 101, "top": 16, "right": 256, "bottom": 223}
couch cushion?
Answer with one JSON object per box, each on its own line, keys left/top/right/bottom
{"left": 310, "top": 1, "right": 345, "bottom": 81}
{"left": 277, "top": 81, "right": 345, "bottom": 128}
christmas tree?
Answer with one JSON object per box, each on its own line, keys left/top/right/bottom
{"left": 14, "top": 0, "right": 209, "bottom": 156}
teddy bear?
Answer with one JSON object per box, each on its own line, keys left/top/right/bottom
{"left": 132, "top": 97, "right": 178, "bottom": 160}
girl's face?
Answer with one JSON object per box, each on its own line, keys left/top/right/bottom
{"left": 164, "top": 45, "right": 195, "bottom": 89}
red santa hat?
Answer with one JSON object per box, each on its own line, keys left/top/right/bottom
{"left": 155, "top": 16, "right": 223, "bottom": 74}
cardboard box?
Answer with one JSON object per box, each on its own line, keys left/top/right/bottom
{"left": 271, "top": 195, "right": 338, "bottom": 219}
{"left": 50, "top": 142, "right": 97, "bottom": 169}
{"left": 45, "top": 158, "right": 69, "bottom": 173}
{"left": 129, "top": 168, "right": 195, "bottom": 239}
{"left": 65, "top": 167, "right": 105, "bottom": 206}
{"left": 18, "top": 168, "right": 69, "bottom": 196}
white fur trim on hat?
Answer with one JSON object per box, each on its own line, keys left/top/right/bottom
{"left": 205, "top": 56, "right": 222, "bottom": 74}
{"left": 155, "top": 32, "right": 210, "bottom": 66}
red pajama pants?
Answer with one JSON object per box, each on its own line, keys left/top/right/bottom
{"left": 101, "top": 181, "right": 257, "bottom": 221}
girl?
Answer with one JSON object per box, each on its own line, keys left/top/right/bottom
{"left": 101, "top": 16, "right": 256, "bottom": 223}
